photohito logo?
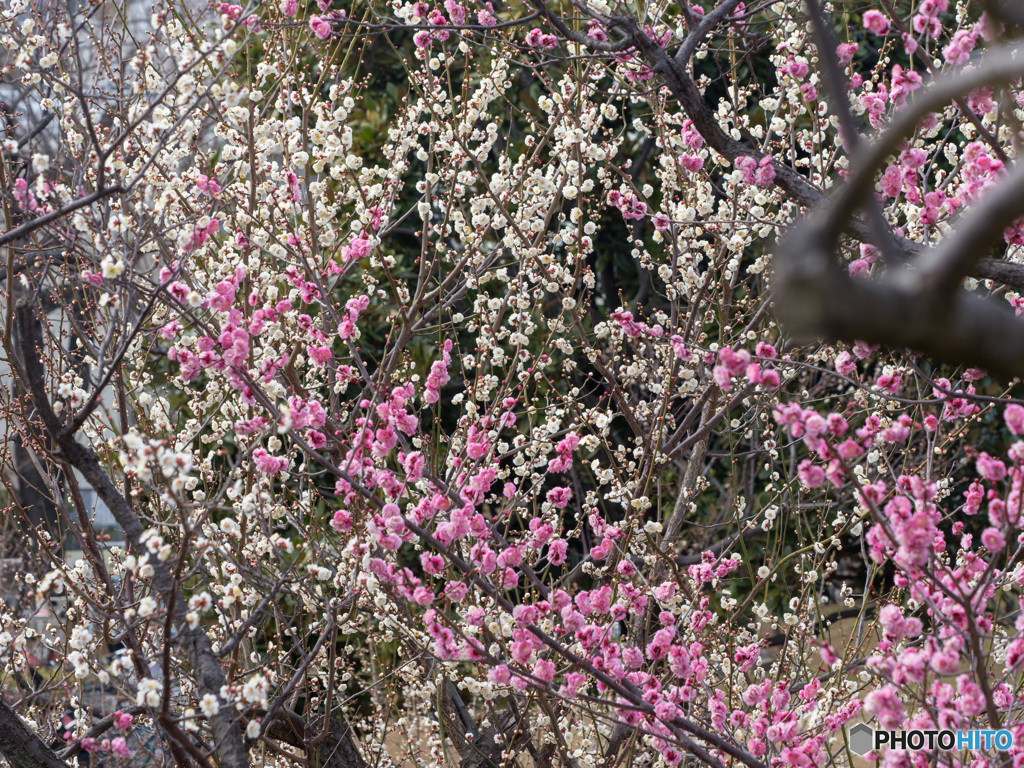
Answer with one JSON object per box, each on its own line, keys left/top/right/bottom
{"left": 846, "top": 723, "right": 1014, "bottom": 755}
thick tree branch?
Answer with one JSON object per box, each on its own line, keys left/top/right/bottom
{"left": 913, "top": 158, "right": 1024, "bottom": 294}
{"left": 264, "top": 710, "right": 365, "bottom": 768}
{"left": 585, "top": 15, "right": 1024, "bottom": 298}
{"left": 0, "top": 698, "right": 69, "bottom": 768}
{"left": 771, "top": 41, "right": 1024, "bottom": 374}
{"left": 775, "top": 225, "right": 1024, "bottom": 379}
{"left": 823, "top": 45, "right": 1024, "bottom": 246}
{"left": 973, "top": 257, "right": 1024, "bottom": 292}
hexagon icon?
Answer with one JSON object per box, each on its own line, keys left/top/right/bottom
{"left": 848, "top": 723, "right": 875, "bottom": 755}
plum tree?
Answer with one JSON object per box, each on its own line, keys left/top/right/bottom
{"left": 1, "top": 1, "right": 1024, "bottom": 767}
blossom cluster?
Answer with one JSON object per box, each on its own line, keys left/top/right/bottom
{"left": 3, "top": 0, "right": 1024, "bottom": 767}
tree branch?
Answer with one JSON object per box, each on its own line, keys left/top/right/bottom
{"left": 264, "top": 710, "right": 365, "bottom": 768}
{"left": 0, "top": 697, "right": 69, "bottom": 768}
{"left": 13, "top": 299, "right": 250, "bottom": 768}
{"left": 775, "top": 225, "right": 1024, "bottom": 379}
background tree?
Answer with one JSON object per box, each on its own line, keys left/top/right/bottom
{"left": 2, "top": 1, "right": 1024, "bottom": 768}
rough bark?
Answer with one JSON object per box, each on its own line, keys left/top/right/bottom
{"left": 265, "top": 710, "right": 366, "bottom": 768}
{"left": 0, "top": 698, "right": 69, "bottom": 768}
